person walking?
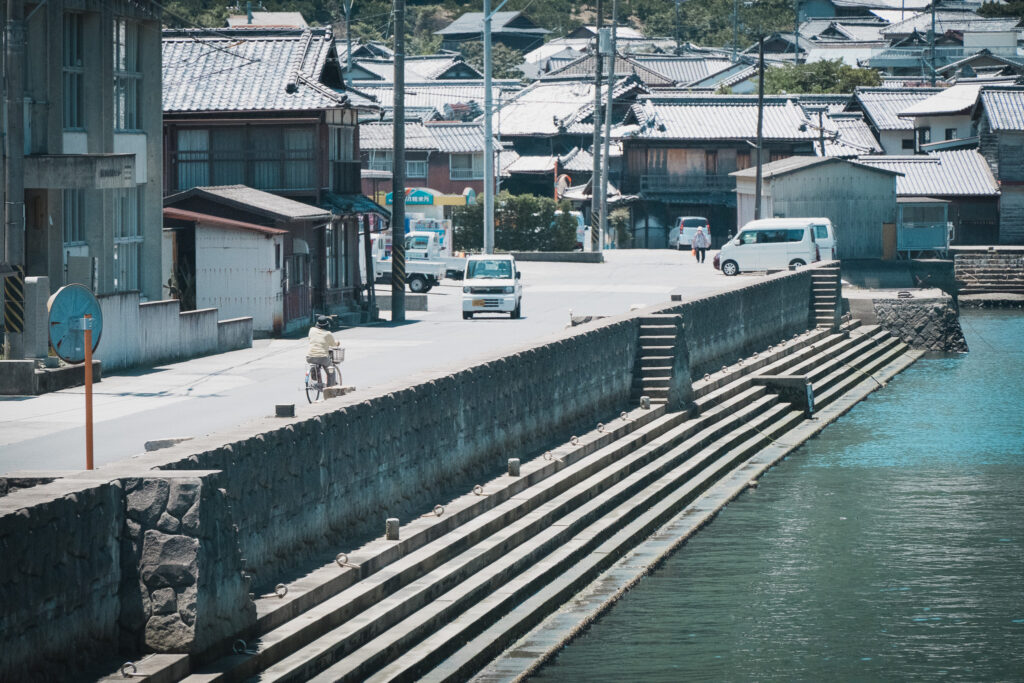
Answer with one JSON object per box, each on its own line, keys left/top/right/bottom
{"left": 692, "top": 225, "right": 710, "bottom": 264}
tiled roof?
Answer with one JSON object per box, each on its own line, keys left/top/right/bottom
{"left": 435, "top": 11, "right": 549, "bottom": 36}
{"left": 163, "top": 207, "right": 288, "bottom": 235}
{"left": 358, "top": 122, "right": 491, "bottom": 153}
{"left": 821, "top": 113, "right": 884, "bottom": 156}
{"left": 980, "top": 89, "right": 1024, "bottom": 130}
{"left": 880, "top": 12, "right": 1018, "bottom": 35}
{"left": 505, "top": 155, "right": 558, "bottom": 174}
{"left": 350, "top": 56, "right": 482, "bottom": 82}
{"left": 834, "top": 0, "right": 928, "bottom": 11}
{"left": 629, "top": 55, "right": 736, "bottom": 85}
{"left": 625, "top": 95, "right": 821, "bottom": 141}
{"left": 356, "top": 81, "right": 521, "bottom": 110}
{"left": 163, "top": 28, "right": 350, "bottom": 113}
{"left": 856, "top": 150, "right": 999, "bottom": 196}
{"left": 561, "top": 147, "right": 594, "bottom": 172}
{"left": 226, "top": 12, "right": 308, "bottom": 28}
{"left": 850, "top": 88, "right": 942, "bottom": 130}
{"left": 539, "top": 53, "right": 676, "bottom": 86}
{"left": 168, "top": 185, "right": 332, "bottom": 219}
{"left": 494, "top": 77, "right": 649, "bottom": 136}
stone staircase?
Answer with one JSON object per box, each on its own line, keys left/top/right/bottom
{"left": 811, "top": 267, "right": 841, "bottom": 329}
{"left": 954, "top": 251, "right": 1024, "bottom": 295}
{"left": 629, "top": 314, "right": 681, "bottom": 406}
{"left": 131, "top": 319, "right": 923, "bottom": 683}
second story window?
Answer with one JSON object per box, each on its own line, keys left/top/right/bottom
{"left": 63, "top": 13, "right": 84, "bottom": 129}
{"left": 114, "top": 18, "right": 141, "bottom": 131}
{"left": 174, "top": 126, "right": 318, "bottom": 192}
{"left": 367, "top": 150, "right": 392, "bottom": 172}
{"left": 450, "top": 152, "right": 483, "bottom": 180}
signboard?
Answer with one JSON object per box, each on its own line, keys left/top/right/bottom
{"left": 385, "top": 188, "right": 434, "bottom": 205}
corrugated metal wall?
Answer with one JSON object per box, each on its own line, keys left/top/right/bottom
{"left": 769, "top": 164, "right": 897, "bottom": 260}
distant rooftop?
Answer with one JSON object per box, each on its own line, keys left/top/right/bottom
{"left": 226, "top": 11, "right": 308, "bottom": 28}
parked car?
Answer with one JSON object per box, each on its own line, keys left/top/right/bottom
{"left": 669, "top": 216, "right": 709, "bottom": 249}
{"left": 462, "top": 254, "right": 523, "bottom": 319}
{"left": 713, "top": 218, "right": 835, "bottom": 276}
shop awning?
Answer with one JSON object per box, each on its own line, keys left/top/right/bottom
{"left": 320, "top": 193, "right": 390, "bottom": 218}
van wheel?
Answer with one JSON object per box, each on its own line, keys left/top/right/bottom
{"left": 721, "top": 260, "right": 739, "bottom": 276}
{"left": 463, "top": 312, "right": 473, "bottom": 320}
{"left": 408, "top": 275, "right": 428, "bottom": 293}
{"left": 789, "top": 259, "right": 806, "bottom": 268}
{"left": 511, "top": 301, "right": 521, "bottom": 319}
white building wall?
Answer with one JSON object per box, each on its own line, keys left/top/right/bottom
{"left": 195, "top": 227, "right": 282, "bottom": 334}
{"left": 879, "top": 130, "right": 914, "bottom": 155}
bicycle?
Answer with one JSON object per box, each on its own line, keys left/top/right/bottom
{"left": 305, "top": 346, "right": 344, "bottom": 403}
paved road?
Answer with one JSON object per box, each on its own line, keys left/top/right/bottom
{"left": 1, "top": 250, "right": 762, "bottom": 474}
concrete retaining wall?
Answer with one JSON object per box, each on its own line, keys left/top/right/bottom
{"left": 845, "top": 290, "right": 968, "bottom": 352}
{"left": 510, "top": 251, "right": 604, "bottom": 263}
{"left": 95, "top": 292, "right": 253, "bottom": 373}
{"left": 0, "top": 268, "right": 820, "bottom": 679}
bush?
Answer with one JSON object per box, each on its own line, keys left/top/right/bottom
{"left": 453, "top": 193, "right": 577, "bottom": 252}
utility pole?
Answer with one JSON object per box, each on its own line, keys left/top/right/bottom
{"left": 599, "top": 2, "right": 617, "bottom": 249}
{"left": 3, "top": 0, "right": 26, "bottom": 359}
{"left": 929, "top": 1, "right": 936, "bottom": 86}
{"left": 754, "top": 37, "right": 765, "bottom": 221}
{"left": 590, "top": 0, "right": 603, "bottom": 251}
{"left": 344, "top": 0, "right": 354, "bottom": 82}
{"left": 793, "top": 0, "right": 800, "bottom": 64}
{"left": 732, "top": 0, "right": 739, "bottom": 62}
{"left": 674, "top": 0, "right": 681, "bottom": 52}
{"left": 391, "top": 0, "right": 406, "bottom": 321}
{"left": 483, "top": 0, "right": 495, "bottom": 253}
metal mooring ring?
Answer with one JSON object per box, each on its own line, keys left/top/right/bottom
{"left": 120, "top": 662, "right": 137, "bottom": 678}
{"left": 275, "top": 583, "right": 288, "bottom": 598}
{"left": 753, "top": 351, "right": 759, "bottom": 358}
{"left": 570, "top": 436, "right": 580, "bottom": 446}
{"left": 233, "top": 639, "right": 247, "bottom": 654}
{"left": 721, "top": 365, "right": 728, "bottom": 374}
{"left": 620, "top": 411, "right": 629, "bottom": 421}
{"left": 596, "top": 423, "right": 605, "bottom": 432}
{"left": 434, "top": 504, "right": 445, "bottom": 516}
{"left": 704, "top": 373, "right": 710, "bottom": 381}
{"left": 473, "top": 484, "right": 484, "bottom": 496}
{"left": 335, "top": 553, "right": 348, "bottom": 567}
{"left": 543, "top": 451, "right": 553, "bottom": 461}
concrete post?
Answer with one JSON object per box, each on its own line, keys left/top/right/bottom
{"left": 23, "top": 276, "right": 49, "bottom": 359}
{"left": 385, "top": 517, "right": 400, "bottom": 541}
{"left": 507, "top": 458, "right": 520, "bottom": 477}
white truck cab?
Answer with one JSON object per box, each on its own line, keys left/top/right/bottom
{"left": 461, "top": 254, "right": 523, "bottom": 319}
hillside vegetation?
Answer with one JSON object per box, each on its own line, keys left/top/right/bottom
{"left": 166, "top": 0, "right": 803, "bottom": 55}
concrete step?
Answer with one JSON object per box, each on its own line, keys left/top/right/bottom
{"left": 347, "top": 402, "right": 806, "bottom": 683}
{"left": 814, "top": 339, "right": 908, "bottom": 408}
{"left": 639, "top": 356, "right": 673, "bottom": 368}
{"left": 639, "top": 346, "right": 674, "bottom": 356}
{"left": 639, "top": 324, "right": 677, "bottom": 334}
{"left": 638, "top": 335, "right": 677, "bottom": 345}
{"left": 265, "top": 396, "right": 787, "bottom": 682}
{"left": 633, "top": 377, "right": 671, "bottom": 389}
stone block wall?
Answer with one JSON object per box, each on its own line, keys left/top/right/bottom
{"left": 872, "top": 297, "right": 968, "bottom": 352}
{"left": 0, "top": 481, "right": 123, "bottom": 681}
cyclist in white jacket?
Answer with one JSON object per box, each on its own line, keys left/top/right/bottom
{"left": 307, "top": 316, "right": 340, "bottom": 385}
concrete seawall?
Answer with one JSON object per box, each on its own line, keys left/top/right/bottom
{"left": 0, "top": 265, "right": 826, "bottom": 679}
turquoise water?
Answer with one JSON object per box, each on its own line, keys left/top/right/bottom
{"left": 531, "top": 310, "right": 1024, "bottom": 682}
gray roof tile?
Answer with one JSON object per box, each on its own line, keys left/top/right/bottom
{"left": 851, "top": 88, "right": 942, "bottom": 130}
{"left": 981, "top": 89, "right": 1024, "bottom": 131}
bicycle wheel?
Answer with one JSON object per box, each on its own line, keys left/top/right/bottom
{"left": 305, "top": 365, "right": 322, "bottom": 403}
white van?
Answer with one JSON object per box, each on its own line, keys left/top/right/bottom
{"left": 462, "top": 254, "right": 523, "bottom": 319}
{"left": 713, "top": 218, "right": 835, "bottom": 276}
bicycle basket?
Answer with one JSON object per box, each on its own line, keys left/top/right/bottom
{"left": 329, "top": 347, "right": 345, "bottom": 363}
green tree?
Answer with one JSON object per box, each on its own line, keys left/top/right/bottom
{"left": 452, "top": 193, "right": 576, "bottom": 252}
{"left": 977, "top": 0, "right": 1024, "bottom": 17}
{"left": 762, "top": 60, "right": 881, "bottom": 94}
{"left": 609, "top": 207, "right": 630, "bottom": 247}
{"left": 459, "top": 42, "right": 525, "bottom": 80}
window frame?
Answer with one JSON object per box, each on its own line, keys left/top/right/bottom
{"left": 63, "top": 12, "right": 85, "bottom": 130}
{"left": 113, "top": 17, "right": 142, "bottom": 132}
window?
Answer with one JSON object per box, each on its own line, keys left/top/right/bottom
{"left": 945, "top": 128, "right": 957, "bottom": 141}
{"left": 815, "top": 225, "right": 830, "bottom": 240}
{"left": 330, "top": 126, "right": 355, "bottom": 162}
{"left": 113, "top": 18, "right": 141, "bottom": 131}
{"left": 705, "top": 150, "right": 718, "bottom": 175}
{"left": 738, "top": 231, "right": 757, "bottom": 245}
{"left": 367, "top": 150, "right": 393, "bottom": 171}
{"left": 901, "top": 138, "right": 915, "bottom": 150}
{"left": 916, "top": 127, "right": 931, "bottom": 147}
{"left": 324, "top": 223, "right": 347, "bottom": 289}
{"left": 736, "top": 151, "right": 751, "bottom": 170}
{"left": 63, "top": 13, "right": 84, "bottom": 129}
{"left": 450, "top": 153, "right": 483, "bottom": 180}
{"left": 174, "top": 126, "right": 317, "bottom": 191}
{"left": 406, "top": 160, "right": 427, "bottom": 178}
{"left": 113, "top": 186, "right": 142, "bottom": 291}
{"left": 63, "top": 189, "right": 85, "bottom": 244}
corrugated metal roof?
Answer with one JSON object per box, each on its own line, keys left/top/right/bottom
{"left": 163, "top": 28, "right": 349, "bottom": 113}
{"left": 851, "top": 88, "right": 941, "bottom": 130}
{"left": 899, "top": 84, "right": 980, "bottom": 116}
{"left": 177, "top": 185, "right": 332, "bottom": 219}
{"left": 856, "top": 150, "right": 999, "bottom": 196}
{"left": 731, "top": 155, "right": 900, "bottom": 179}
{"left": 163, "top": 207, "right": 288, "bottom": 235}
{"left": 626, "top": 96, "right": 821, "bottom": 141}
{"left": 980, "top": 89, "right": 1024, "bottom": 131}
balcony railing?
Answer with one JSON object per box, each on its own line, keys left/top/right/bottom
{"left": 640, "top": 173, "right": 735, "bottom": 194}
{"left": 450, "top": 168, "right": 482, "bottom": 180}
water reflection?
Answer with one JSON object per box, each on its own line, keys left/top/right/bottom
{"left": 531, "top": 310, "right": 1024, "bottom": 682}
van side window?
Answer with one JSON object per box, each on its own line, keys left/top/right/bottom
{"left": 739, "top": 231, "right": 757, "bottom": 245}
{"left": 787, "top": 229, "right": 805, "bottom": 242}
{"left": 815, "top": 225, "right": 829, "bottom": 239}
{"left": 757, "top": 230, "right": 787, "bottom": 243}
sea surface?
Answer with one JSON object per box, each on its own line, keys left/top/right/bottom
{"left": 531, "top": 309, "right": 1024, "bottom": 682}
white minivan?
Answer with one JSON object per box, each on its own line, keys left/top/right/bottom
{"left": 714, "top": 218, "right": 836, "bottom": 276}
{"left": 462, "top": 254, "right": 523, "bottom": 319}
